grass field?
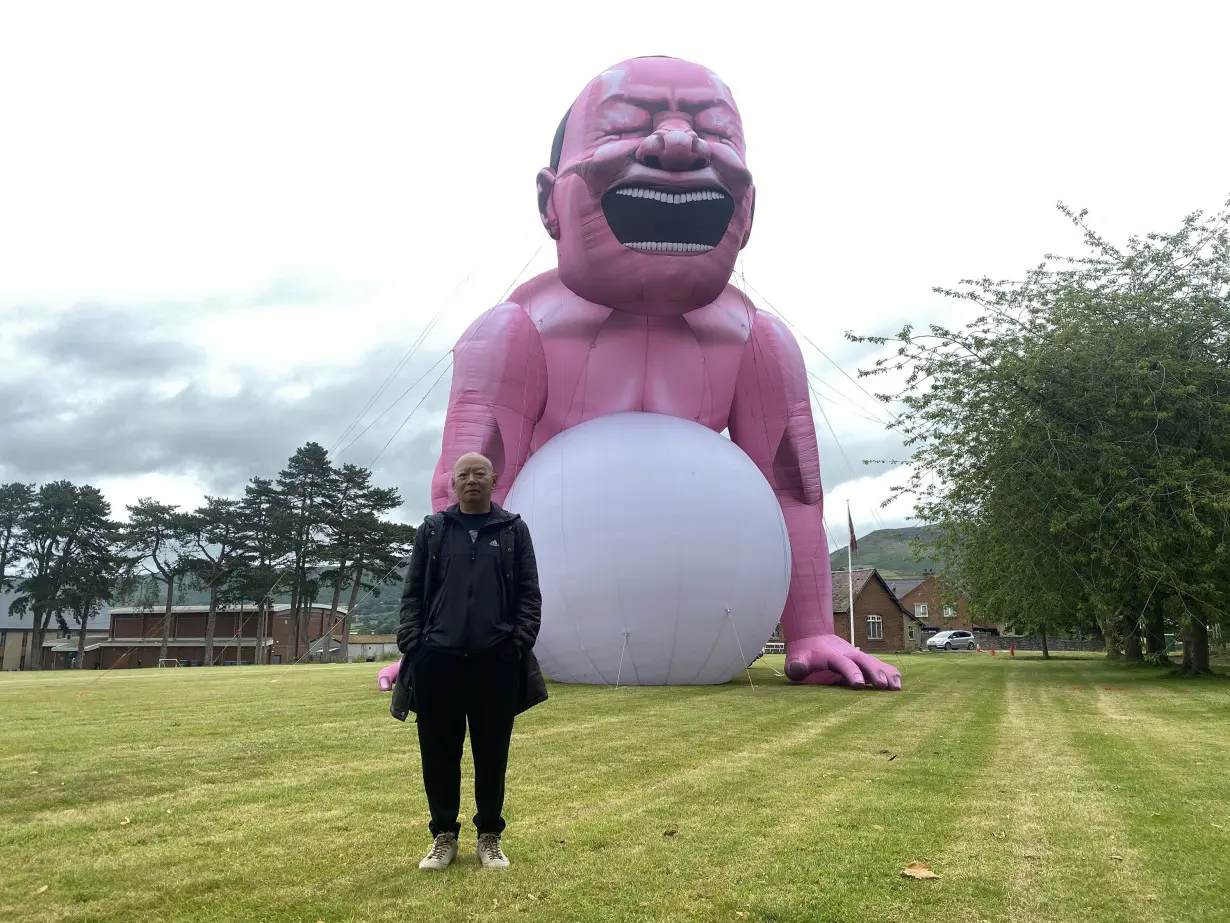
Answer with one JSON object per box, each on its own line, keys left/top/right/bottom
{"left": 2, "top": 654, "right": 1227, "bottom": 923}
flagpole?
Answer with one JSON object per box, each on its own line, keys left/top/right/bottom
{"left": 847, "top": 501, "right": 856, "bottom": 648}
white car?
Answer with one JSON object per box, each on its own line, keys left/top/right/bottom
{"left": 927, "top": 630, "right": 977, "bottom": 651}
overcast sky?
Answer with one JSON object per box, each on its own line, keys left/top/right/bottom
{"left": 1, "top": 1, "right": 1227, "bottom": 548}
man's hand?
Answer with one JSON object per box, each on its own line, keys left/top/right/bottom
{"left": 396, "top": 631, "right": 419, "bottom": 658}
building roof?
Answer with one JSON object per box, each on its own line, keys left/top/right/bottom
{"left": 831, "top": 568, "right": 917, "bottom": 620}
{"left": 108, "top": 603, "right": 347, "bottom": 616}
{"left": 349, "top": 634, "right": 397, "bottom": 644}
{"left": 86, "top": 637, "right": 274, "bottom": 648}
{"left": 1, "top": 591, "right": 112, "bottom": 631}
{"left": 831, "top": 568, "right": 877, "bottom": 613}
{"left": 45, "top": 639, "right": 104, "bottom": 653}
{"left": 885, "top": 577, "right": 926, "bottom": 600}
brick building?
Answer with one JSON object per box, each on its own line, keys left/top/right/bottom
{"left": 38, "top": 602, "right": 348, "bottom": 669}
{"left": 894, "top": 571, "right": 1002, "bottom": 634}
{"left": 1, "top": 592, "right": 111, "bottom": 670}
{"left": 832, "top": 568, "right": 925, "bottom": 653}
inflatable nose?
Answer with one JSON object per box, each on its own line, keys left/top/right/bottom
{"left": 637, "top": 129, "right": 710, "bottom": 171}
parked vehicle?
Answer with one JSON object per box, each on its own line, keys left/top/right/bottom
{"left": 927, "top": 630, "right": 977, "bottom": 651}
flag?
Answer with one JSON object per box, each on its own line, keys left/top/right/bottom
{"left": 847, "top": 505, "right": 858, "bottom": 553}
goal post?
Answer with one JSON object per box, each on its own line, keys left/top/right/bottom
{"left": 157, "top": 659, "right": 180, "bottom": 668}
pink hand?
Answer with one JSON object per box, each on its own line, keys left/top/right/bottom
{"left": 785, "top": 635, "right": 902, "bottom": 690}
{"left": 377, "top": 660, "right": 399, "bottom": 691}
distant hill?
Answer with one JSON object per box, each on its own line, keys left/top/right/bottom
{"left": 829, "top": 526, "right": 943, "bottom": 578}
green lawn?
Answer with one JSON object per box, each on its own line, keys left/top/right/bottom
{"left": 1, "top": 654, "right": 1227, "bottom": 923}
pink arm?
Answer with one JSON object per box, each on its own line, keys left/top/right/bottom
{"left": 431, "top": 303, "right": 547, "bottom": 511}
{"left": 730, "top": 309, "right": 901, "bottom": 690}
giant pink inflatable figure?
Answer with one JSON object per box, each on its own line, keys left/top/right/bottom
{"left": 423, "top": 56, "right": 900, "bottom": 691}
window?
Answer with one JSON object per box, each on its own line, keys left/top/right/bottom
{"left": 943, "top": 606, "right": 954, "bottom": 619}
{"left": 907, "top": 622, "right": 916, "bottom": 641}
{"left": 866, "top": 614, "right": 884, "bottom": 641}
{"left": 915, "top": 604, "right": 928, "bottom": 619}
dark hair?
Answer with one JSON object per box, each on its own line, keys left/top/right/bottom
{"left": 549, "top": 107, "right": 571, "bottom": 172}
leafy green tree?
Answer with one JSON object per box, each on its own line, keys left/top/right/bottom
{"left": 853, "top": 198, "right": 1230, "bottom": 676}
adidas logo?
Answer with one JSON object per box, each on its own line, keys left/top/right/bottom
{"left": 489, "top": 539, "right": 499, "bottom": 547}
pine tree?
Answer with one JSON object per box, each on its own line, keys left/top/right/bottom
{"left": 319, "top": 465, "right": 405, "bottom": 662}
{"left": 237, "top": 477, "right": 292, "bottom": 664}
{"left": 121, "top": 499, "right": 193, "bottom": 665}
{"left": 276, "top": 443, "right": 339, "bottom": 661}
{"left": 0, "top": 482, "right": 35, "bottom": 592}
{"left": 59, "top": 537, "right": 128, "bottom": 669}
{"left": 185, "top": 497, "right": 248, "bottom": 665}
{"left": 8, "top": 482, "right": 115, "bottom": 669}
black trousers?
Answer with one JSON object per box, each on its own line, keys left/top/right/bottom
{"left": 411, "top": 641, "right": 520, "bottom": 837}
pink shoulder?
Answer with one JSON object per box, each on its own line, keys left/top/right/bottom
{"left": 457, "top": 301, "right": 537, "bottom": 351}
{"left": 757, "top": 309, "right": 805, "bottom": 361}
{"left": 508, "top": 269, "right": 565, "bottom": 306}
{"left": 749, "top": 305, "right": 793, "bottom": 340}
{"left": 717, "top": 292, "right": 804, "bottom": 363}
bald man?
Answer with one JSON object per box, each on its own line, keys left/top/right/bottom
{"left": 394, "top": 452, "right": 545, "bottom": 871}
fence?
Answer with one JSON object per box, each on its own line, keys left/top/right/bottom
{"left": 975, "top": 633, "right": 1103, "bottom": 653}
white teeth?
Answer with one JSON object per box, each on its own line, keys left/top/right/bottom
{"left": 625, "top": 241, "right": 716, "bottom": 253}
{"left": 613, "top": 187, "right": 727, "bottom": 203}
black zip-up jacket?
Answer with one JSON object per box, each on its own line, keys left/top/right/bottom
{"left": 396, "top": 502, "right": 542, "bottom": 656}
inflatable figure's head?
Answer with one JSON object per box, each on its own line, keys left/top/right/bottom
{"left": 537, "top": 57, "right": 754, "bottom": 317}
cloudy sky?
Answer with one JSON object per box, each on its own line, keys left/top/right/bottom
{"left": 1, "top": 1, "right": 1227, "bottom": 548}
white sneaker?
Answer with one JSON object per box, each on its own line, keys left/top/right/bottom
{"left": 418, "top": 833, "right": 459, "bottom": 871}
{"left": 477, "top": 832, "right": 510, "bottom": 869}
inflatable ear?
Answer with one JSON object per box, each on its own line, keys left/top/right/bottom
{"left": 741, "top": 186, "right": 756, "bottom": 249}
{"left": 536, "top": 168, "right": 560, "bottom": 240}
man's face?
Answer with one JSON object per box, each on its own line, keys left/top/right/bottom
{"left": 538, "top": 57, "right": 755, "bottom": 316}
{"left": 452, "top": 456, "right": 496, "bottom": 506}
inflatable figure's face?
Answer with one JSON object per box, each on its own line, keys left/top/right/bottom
{"left": 537, "top": 57, "right": 754, "bottom": 316}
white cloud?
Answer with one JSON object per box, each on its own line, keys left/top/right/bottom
{"left": 823, "top": 468, "right": 919, "bottom": 551}
{"left": 97, "top": 472, "right": 216, "bottom": 521}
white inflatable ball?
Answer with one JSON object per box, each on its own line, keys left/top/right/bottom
{"left": 504, "top": 412, "right": 791, "bottom": 686}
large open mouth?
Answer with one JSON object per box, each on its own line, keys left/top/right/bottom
{"left": 600, "top": 186, "right": 735, "bottom": 253}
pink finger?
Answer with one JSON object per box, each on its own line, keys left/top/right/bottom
{"left": 850, "top": 651, "right": 892, "bottom": 689}
{"left": 784, "top": 647, "right": 819, "bottom": 682}
{"left": 824, "top": 653, "right": 867, "bottom": 688}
